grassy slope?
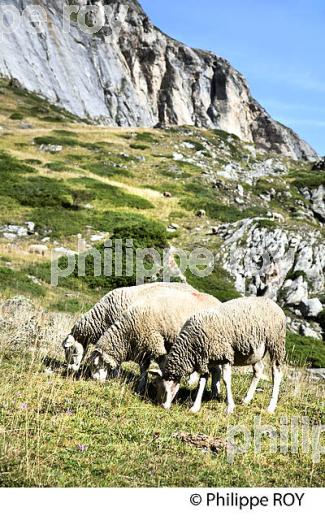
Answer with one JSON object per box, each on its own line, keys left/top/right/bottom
{"left": 0, "top": 349, "right": 324, "bottom": 487}
{"left": 0, "top": 80, "right": 324, "bottom": 487}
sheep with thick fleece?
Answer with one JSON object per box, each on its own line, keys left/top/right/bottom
{"left": 63, "top": 282, "right": 201, "bottom": 371}
{"left": 88, "top": 288, "right": 220, "bottom": 393}
{"left": 158, "top": 296, "right": 286, "bottom": 414}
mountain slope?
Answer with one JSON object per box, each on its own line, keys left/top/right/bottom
{"left": 0, "top": 0, "right": 317, "bottom": 160}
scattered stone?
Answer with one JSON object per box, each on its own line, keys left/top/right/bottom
{"left": 259, "top": 192, "right": 271, "bottom": 202}
{"left": 163, "top": 191, "right": 172, "bottom": 198}
{"left": 236, "top": 184, "right": 244, "bottom": 198}
{"left": 306, "top": 368, "right": 325, "bottom": 381}
{"left": 196, "top": 209, "right": 206, "bottom": 217}
{"left": 167, "top": 223, "right": 179, "bottom": 232}
{"left": 211, "top": 226, "right": 219, "bottom": 235}
{"left": 173, "top": 152, "right": 184, "bottom": 161}
{"left": 27, "top": 275, "right": 42, "bottom": 286}
{"left": 234, "top": 197, "right": 244, "bottom": 205}
{"left": 90, "top": 234, "right": 105, "bottom": 242}
{"left": 39, "top": 144, "right": 63, "bottom": 153}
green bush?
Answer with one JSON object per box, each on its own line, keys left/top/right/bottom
{"left": 45, "top": 162, "right": 67, "bottom": 172}
{"left": 255, "top": 219, "right": 278, "bottom": 231}
{"left": 290, "top": 170, "right": 324, "bottom": 190}
{"left": 34, "top": 135, "right": 81, "bottom": 147}
{"left": 185, "top": 266, "right": 240, "bottom": 302}
{"left": 130, "top": 143, "right": 149, "bottom": 150}
{"left": 87, "top": 161, "right": 133, "bottom": 178}
{"left": 54, "top": 219, "right": 169, "bottom": 291}
{"left": 135, "top": 132, "right": 158, "bottom": 144}
{"left": 0, "top": 175, "right": 74, "bottom": 208}
{"left": 9, "top": 112, "right": 24, "bottom": 120}
{"left": 0, "top": 150, "right": 36, "bottom": 175}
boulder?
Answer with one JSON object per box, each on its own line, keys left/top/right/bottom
{"left": 312, "top": 158, "right": 325, "bottom": 171}
{"left": 281, "top": 277, "right": 308, "bottom": 306}
{"left": 299, "top": 324, "right": 323, "bottom": 340}
{"left": 299, "top": 298, "right": 323, "bottom": 318}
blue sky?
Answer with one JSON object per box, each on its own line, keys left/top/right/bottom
{"left": 141, "top": 0, "right": 325, "bottom": 155}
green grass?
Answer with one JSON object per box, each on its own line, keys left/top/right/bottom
{"left": 0, "top": 348, "right": 323, "bottom": 487}
{"left": 289, "top": 170, "right": 325, "bottom": 190}
{"left": 186, "top": 266, "right": 240, "bottom": 302}
{"left": 49, "top": 219, "right": 170, "bottom": 291}
{"left": 0, "top": 150, "right": 36, "bottom": 175}
{"left": 0, "top": 267, "right": 46, "bottom": 298}
{"left": 180, "top": 181, "right": 267, "bottom": 222}
{"left": 286, "top": 332, "right": 325, "bottom": 368}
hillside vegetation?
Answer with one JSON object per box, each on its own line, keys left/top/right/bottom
{"left": 0, "top": 80, "right": 324, "bottom": 487}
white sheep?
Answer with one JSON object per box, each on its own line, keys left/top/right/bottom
{"left": 88, "top": 287, "right": 221, "bottom": 393}
{"left": 62, "top": 282, "right": 203, "bottom": 372}
{"left": 28, "top": 244, "right": 48, "bottom": 256}
{"left": 157, "top": 296, "right": 286, "bottom": 414}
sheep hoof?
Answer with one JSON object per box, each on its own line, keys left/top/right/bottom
{"left": 226, "top": 405, "right": 235, "bottom": 414}
{"left": 267, "top": 405, "right": 276, "bottom": 414}
{"left": 190, "top": 406, "right": 200, "bottom": 414}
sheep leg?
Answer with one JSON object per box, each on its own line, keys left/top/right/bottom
{"left": 211, "top": 366, "right": 222, "bottom": 400}
{"left": 190, "top": 374, "right": 208, "bottom": 413}
{"left": 267, "top": 362, "right": 282, "bottom": 413}
{"left": 242, "top": 360, "right": 264, "bottom": 404}
{"left": 222, "top": 363, "right": 235, "bottom": 414}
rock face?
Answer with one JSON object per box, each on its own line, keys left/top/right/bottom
{"left": 216, "top": 218, "right": 325, "bottom": 303}
{"left": 0, "top": 0, "right": 317, "bottom": 160}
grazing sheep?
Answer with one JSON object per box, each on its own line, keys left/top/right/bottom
{"left": 28, "top": 244, "right": 48, "bottom": 256}
{"left": 63, "top": 282, "right": 201, "bottom": 372}
{"left": 157, "top": 297, "right": 286, "bottom": 414}
{"left": 88, "top": 288, "right": 220, "bottom": 393}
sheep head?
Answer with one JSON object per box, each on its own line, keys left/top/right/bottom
{"left": 62, "top": 335, "right": 84, "bottom": 372}
{"left": 89, "top": 349, "right": 119, "bottom": 382}
{"left": 149, "top": 367, "right": 180, "bottom": 408}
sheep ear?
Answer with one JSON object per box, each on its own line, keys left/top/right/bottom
{"left": 148, "top": 367, "right": 163, "bottom": 377}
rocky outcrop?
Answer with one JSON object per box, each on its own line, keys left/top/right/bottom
{"left": 312, "top": 158, "right": 325, "bottom": 171}
{"left": 216, "top": 218, "right": 325, "bottom": 302}
{"left": 299, "top": 185, "right": 325, "bottom": 222}
{"left": 0, "top": 0, "right": 317, "bottom": 160}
